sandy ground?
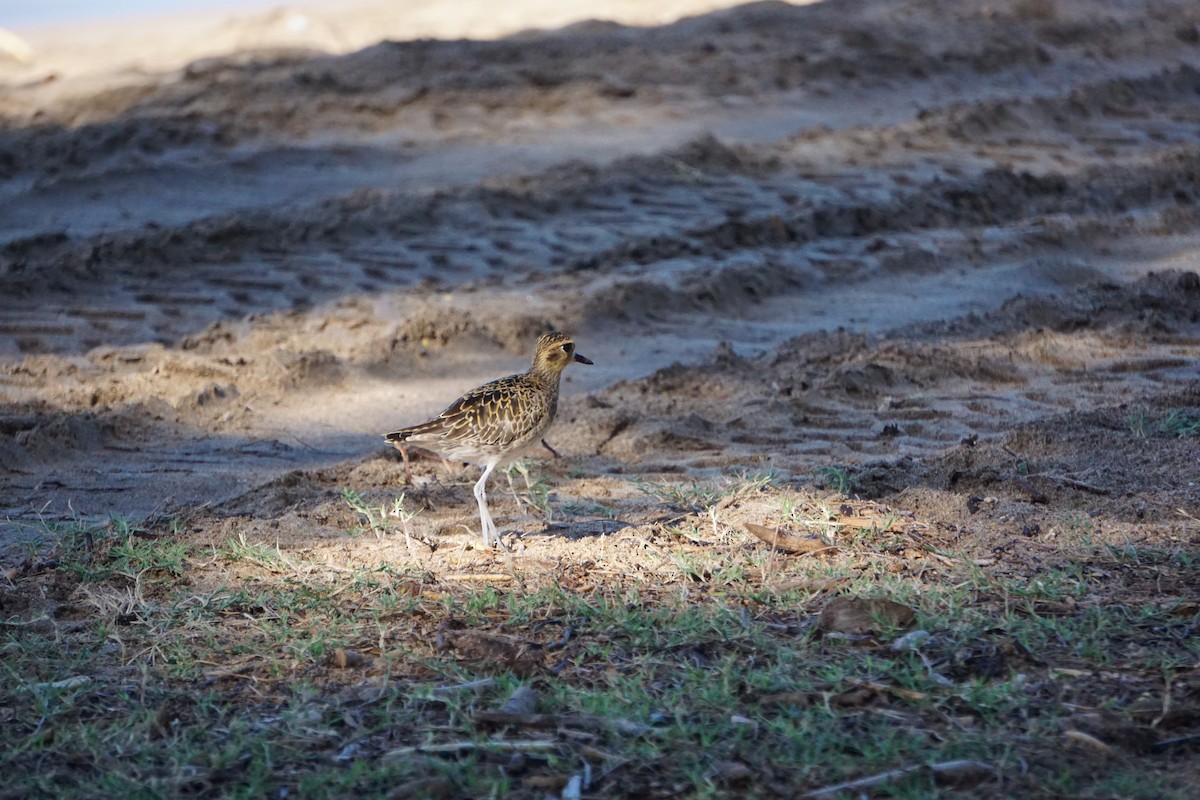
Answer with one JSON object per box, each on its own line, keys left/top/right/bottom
{"left": 2, "top": 0, "right": 1200, "bottom": 561}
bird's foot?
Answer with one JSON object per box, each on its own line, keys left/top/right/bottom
{"left": 482, "top": 522, "right": 508, "bottom": 552}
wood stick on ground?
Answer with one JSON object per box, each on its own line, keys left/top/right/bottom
{"left": 383, "top": 740, "right": 558, "bottom": 760}
{"left": 473, "top": 711, "right": 653, "bottom": 737}
{"left": 431, "top": 677, "right": 496, "bottom": 695}
{"left": 801, "top": 759, "right": 996, "bottom": 798}
{"left": 1032, "top": 472, "right": 1110, "bottom": 495}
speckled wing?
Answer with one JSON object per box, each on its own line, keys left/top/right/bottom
{"left": 435, "top": 375, "right": 545, "bottom": 448}
{"left": 385, "top": 373, "right": 552, "bottom": 459}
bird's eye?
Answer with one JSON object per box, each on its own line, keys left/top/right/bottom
{"left": 561, "top": 343, "right": 573, "bottom": 353}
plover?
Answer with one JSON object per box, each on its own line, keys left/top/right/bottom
{"left": 384, "top": 331, "right": 592, "bottom": 548}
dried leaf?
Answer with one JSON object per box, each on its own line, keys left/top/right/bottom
{"left": 831, "top": 683, "right": 880, "bottom": 708}
{"left": 329, "top": 648, "right": 370, "bottom": 669}
{"left": 1168, "top": 601, "right": 1199, "bottom": 618}
{"left": 394, "top": 580, "right": 425, "bottom": 597}
{"left": 149, "top": 704, "right": 177, "bottom": 740}
{"left": 1063, "top": 729, "right": 1116, "bottom": 755}
{"left": 744, "top": 523, "right": 838, "bottom": 555}
{"left": 1012, "top": 476, "right": 1049, "bottom": 504}
{"left": 707, "top": 760, "right": 752, "bottom": 784}
{"left": 385, "top": 777, "right": 454, "bottom": 799}
{"left": 561, "top": 774, "right": 583, "bottom": 800}
{"left": 522, "top": 775, "right": 569, "bottom": 791}
{"left": 503, "top": 751, "right": 529, "bottom": 776}
{"left": 499, "top": 686, "right": 539, "bottom": 715}
{"left": 442, "top": 630, "right": 544, "bottom": 676}
{"left": 818, "top": 596, "right": 916, "bottom": 635}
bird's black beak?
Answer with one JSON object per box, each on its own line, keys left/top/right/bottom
{"left": 574, "top": 353, "right": 594, "bottom": 365}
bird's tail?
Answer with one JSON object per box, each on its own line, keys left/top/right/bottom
{"left": 383, "top": 429, "right": 413, "bottom": 443}
{"left": 384, "top": 420, "right": 443, "bottom": 443}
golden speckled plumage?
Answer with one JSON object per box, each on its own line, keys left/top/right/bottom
{"left": 383, "top": 331, "right": 592, "bottom": 548}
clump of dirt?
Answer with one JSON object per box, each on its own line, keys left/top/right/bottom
{"left": 390, "top": 307, "right": 555, "bottom": 355}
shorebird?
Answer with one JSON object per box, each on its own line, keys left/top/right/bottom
{"left": 384, "top": 332, "right": 592, "bottom": 548}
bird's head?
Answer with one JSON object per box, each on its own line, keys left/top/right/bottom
{"left": 532, "top": 331, "right": 593, "bottom": 375}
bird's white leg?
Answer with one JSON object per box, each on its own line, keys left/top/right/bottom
{"left": 473, "top": 463, "right": 493, "bottom": 545}
{"left": 474, "top": 463, "right": 504, "bottom": 549}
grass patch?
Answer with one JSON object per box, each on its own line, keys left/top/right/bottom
{"left": 2, "top": 494, "right": 1199, "bottom": 799}
{"left": 815, "top": 465, "right": 858, "bottom": 495}
{"left": 342, "top": 489, "right": 419, "bottom": 540}
{"left": 632, "top": 471, "right": 779, "bottom": 512}
{"left": 1128, "top": 407, "right": 1200, "bottom": 439}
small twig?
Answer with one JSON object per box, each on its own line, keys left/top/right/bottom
{"left": 1031, "top": 473, "right": 1110, "bottom": 496}
{"left": 431, "top": 677, "right": 496, "bottom": 696}
{"left": 1150, "top": 733, "right": 1200, "bottom": 753}
{"left": 29, "top": 676, "right": 92, "bottom": 692}
{"left": 1011, "top": 476, "right": 1049, "bottom": 504}
{"left": 383, "top": 739, "right": 558, "bottom": 759}
{"left": 801, "top": 759, "right": 996, "bottom": 798}
{"left": 545, "top": 625, "right": 574, "bottom": 652}
{"left": 472, "top": 711, "right": 653, "bottom": 737}
{"left": 444, "top": 573, "right": 514, "bottom": 582}
{"left": 0, "top": 614, "right": 51, "bottom": 627}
